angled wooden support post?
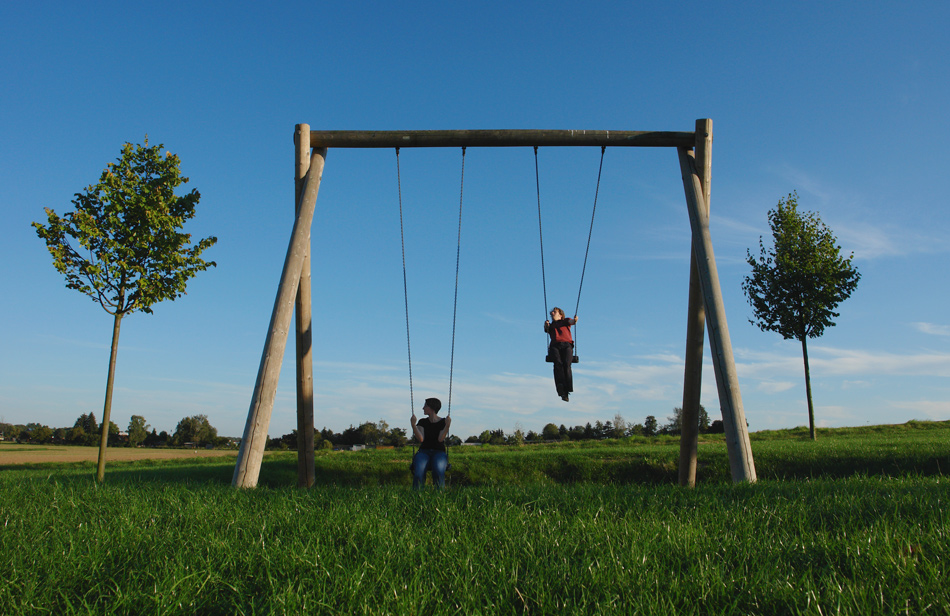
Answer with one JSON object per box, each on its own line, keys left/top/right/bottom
{"left": 233, "top": 147, "right": 327, "bottom": 489}
{"left": 678, "top": 119, "right": 712, "bottom": 487}
{"left": 295, "top": 124, "right": 316, "bottom": 488}
{"left": 677, "top": 146, "right": 756, "bottom": 483}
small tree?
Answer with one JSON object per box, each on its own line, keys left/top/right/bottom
{"left": 72, "top": 413, "right": 99, "bottom": 445}
{"left": 743, "top": 192, "right": 860, "bottom": 440}
{"left": 611, "top": 414, "right": 628, "bottom": 439}
{"left": 644, "top": 416, "right": 658, "bottom": 437}
{"left": 128, "top": 415, "right": 149, "bottom": 448}
{"left": 33, "top": 138, "right": 216, "bottom": 480}
{"left": 666, "top": 405, "right": 709, "bottom": 435}
{"left": 172, "top": 414, "right": 218, "bottom": 447}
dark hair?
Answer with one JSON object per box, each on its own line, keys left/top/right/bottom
{"left": 425, "top": 397, "right": 442, "bottom": 413}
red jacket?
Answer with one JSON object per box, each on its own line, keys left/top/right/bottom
{"left": 545, "top": 318, "right": 575, "bottom": 343}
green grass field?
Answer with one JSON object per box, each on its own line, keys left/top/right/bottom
{"left": 2, "top": 421, "right": 948, "bottom": 615}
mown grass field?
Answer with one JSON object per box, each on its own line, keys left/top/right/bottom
{"left": 1, "top": 421, "right": 948, "bottom": 615}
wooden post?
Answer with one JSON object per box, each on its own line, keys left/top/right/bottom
{"left": 678, "top": 119, "right": 712, "bottom": 487}
{"left": 295, "top": 124, "right": 316, "bottom": 488}
{"left": 233, "top": 147, "right": 327, "bottom": 489}
{"left": 677, "top": 146, "right": 756, "bottom": 483}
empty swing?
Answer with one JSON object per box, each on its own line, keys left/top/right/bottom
{"left": 536, "top": 145, "right": 606, "bottom": 366}
{"left": 396, "top": 146, "right": 465, "bottom": 487}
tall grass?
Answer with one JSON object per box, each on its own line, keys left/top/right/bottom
{"left": 1, "top": 421, "right": 948, "bottom": 615}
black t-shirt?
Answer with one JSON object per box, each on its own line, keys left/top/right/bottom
{"left": 417, "top": 417, "right": 446, "bottom": 452}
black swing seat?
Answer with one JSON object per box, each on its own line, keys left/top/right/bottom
{"left": 546, "top": 352, "right": 580, "bottom": 363}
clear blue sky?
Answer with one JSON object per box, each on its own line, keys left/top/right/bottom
{"left": 2, "top": 2, "right": 948, "bottom": 440}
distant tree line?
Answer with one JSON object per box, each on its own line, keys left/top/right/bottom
{"left": 2, "top": 405, "right": 726, "bottom": 451}
{"left": 264, "top": 406, "right": 724, "bottom": 450}
{"left": 267, "top": 419, "right": 411, "bottom": 451}
{"left": 461, "top": 407, "right": 721, "bottom": 445}
{"left": 0, "top": 413, "right": 231, "bottom": 449}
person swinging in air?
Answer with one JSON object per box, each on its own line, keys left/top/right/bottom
{"left": 544, "top": 307, "right": 578, "bottom": 401}
{"left": 410, "top": 397, "right": 451, "bottom": 489}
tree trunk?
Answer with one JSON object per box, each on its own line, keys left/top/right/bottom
{"left": 96, "top": 310, "right": 123, "bottom": 482}
{"left": 801, "top": 336, "right": 816, "bottom": 441}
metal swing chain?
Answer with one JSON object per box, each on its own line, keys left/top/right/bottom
{"left": 447, "top": 147, "right": 466, "bottom": 417}
{"left": 534, "top": 146, "right": 549, "bottom": 321}
{"left": 572, "top": 145, "right": 607, "bottom": 352}
{"left": 396, "top": 147, "right": 415, "bottom": 415}
{"left": 398, "top": 147, "right": 466, "bottom": 420}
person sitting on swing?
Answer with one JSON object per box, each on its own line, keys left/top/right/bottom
{"left": 544, "top": 307, "right": 578, "bottom": 401}
{"left": 410, "top": 397, "right": 451, "bottom": 489}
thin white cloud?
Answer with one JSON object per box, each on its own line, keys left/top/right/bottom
{"left": 891, "top": 399, "right": 950, "bottom": 420}
{"left": 833, "top": 222, "right": 903, "bottom": 259}
{"left": 813, "top": 346, "right": 950, "bottom": 378}
{"left": 736, "top": 345, "right": 950, "bottom": 379}
{"left": 759, "top": 164, "right": 948, "bottom": 259}
{"left": 912, "top": 322, "right": 950, "bottom": 337}
{"left": 756, "top": 381, "right": 796, "bottom": 394}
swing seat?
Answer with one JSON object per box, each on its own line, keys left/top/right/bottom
{"left": 546, "top": 352, "right": 580, "bottom": 363}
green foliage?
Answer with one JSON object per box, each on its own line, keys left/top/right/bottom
{"left": 32, "top": 138, "right": 216, "bottom": 481}
{"left": 743, "top": 191, "right": 861, "bottom": 342}
{"left": 107, "top": 421, "right": 120, "bottom": 446}
{"left": 664, "top": 405, "right": 710, "bottom": 435}
{"left": 32, "top": 138, "right": 216, "bottom": 317}
{"left": 541, "top": 423, "right": 561, "bottom": 441}
{"left": 127, "top": 415, "right": 149, "bottom": 448}
{"left": 0, "top": 423, "right": 22, "bottom": 441}
{"left": 171, "top": 414, "right": 218, "bottom": 447}
{"left": 743, "top": 192, "right": 861, "bottom": 439}
{"left": 643, "top": 415, "right": 657, "bottom": 436}
{"left": 70, "top": 413, "right": 99, "bottom": 445}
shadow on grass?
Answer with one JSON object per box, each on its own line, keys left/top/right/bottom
{"left": 0, "top": 457, "right": 236, "bottom": 486}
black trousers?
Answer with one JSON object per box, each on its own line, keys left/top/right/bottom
{"left": 550, "top": 341, "right": 574, "bottom": 396}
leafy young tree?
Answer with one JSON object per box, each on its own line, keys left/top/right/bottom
{"left": 34, "top": 139, "right": 216, "bottom": 481}
{"left": 743, "top": 192, "right": 861, "bottom": 440}
{"left": 128, "top": 415, "right": 150, "bottom": 448}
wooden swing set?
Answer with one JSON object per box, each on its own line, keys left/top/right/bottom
{"left": 231, "top": 120, "right": 756, "bottom": 489}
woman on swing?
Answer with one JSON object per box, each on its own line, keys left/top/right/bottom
{"left": 545, "top": 307, "right": 578, "bottom": 401}
{"left": 410, "top": 398, "right": 451, "bottom": 489}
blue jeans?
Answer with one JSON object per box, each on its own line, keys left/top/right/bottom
{"left": 412, "top": 449, "right": 448, "bottom": 489}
